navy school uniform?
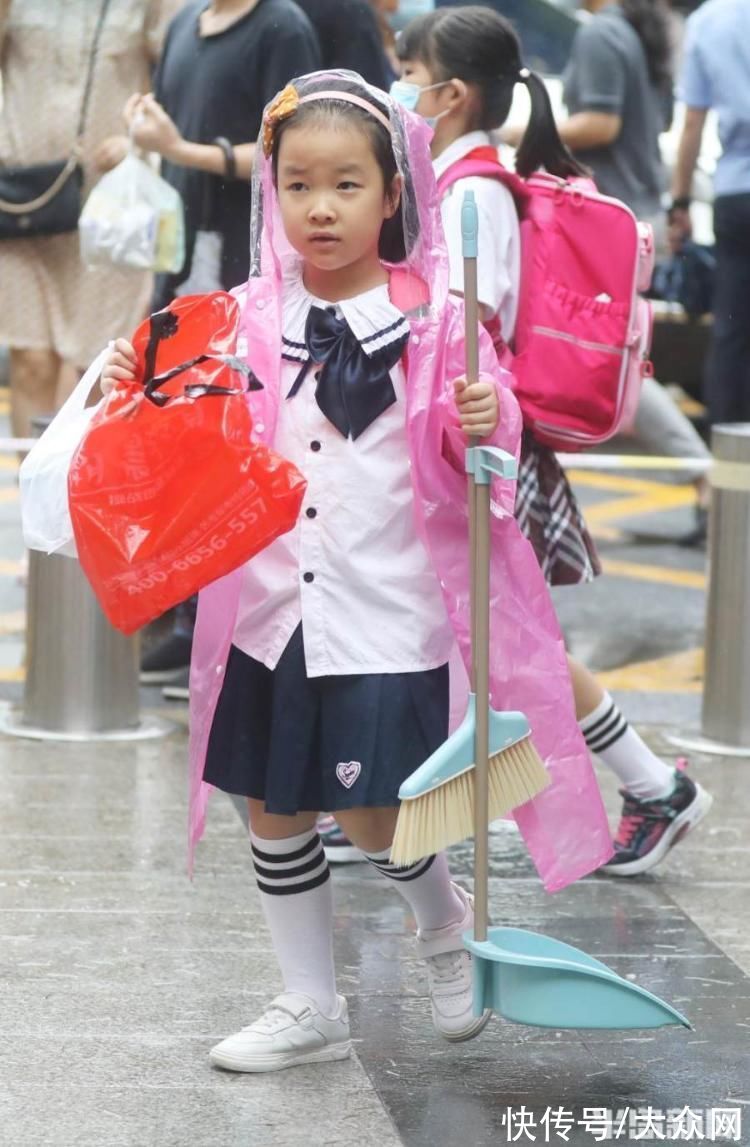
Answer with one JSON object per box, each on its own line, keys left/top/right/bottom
{"left": 204, "top": 270, "right": 454, "bottom": 813}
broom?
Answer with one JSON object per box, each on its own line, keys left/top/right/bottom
{"left": 390, "top": 190, "right": 549, "bottom": 867}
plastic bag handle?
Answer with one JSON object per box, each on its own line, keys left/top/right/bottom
{"left": 63, "top": 348, "right": 111, "bottom": 418}
{"left": 138, "top": 310, "right": 262, "bottom": 408}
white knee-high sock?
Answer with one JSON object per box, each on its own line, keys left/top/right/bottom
{"left": 365, "top": 848, "right": 465, "bottom": 932}
{"left": 250, "top": 827, "right": 338, "bottom": 1016}
{"left": 580, "top": 693, "right": 675, "bottom": 801}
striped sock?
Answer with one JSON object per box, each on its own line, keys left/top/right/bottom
{"left": 366, "top": 848, "right": 465, "bottom": 932}
{"left": 250, "top": 827, "right": 338, "bottom": 1015}
{"left": 580, "top": 692, "right": 675, "bottom": 801}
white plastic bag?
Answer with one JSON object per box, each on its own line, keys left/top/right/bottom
{"left": 19, "top": 349, "right": 109, "bottom": 558}
{"left": 79, "top": 152, "right": 185, "bottom": 274}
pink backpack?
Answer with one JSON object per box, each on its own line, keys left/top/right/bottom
{"left": 437, "top": 149, "right": 655, "bottom": 451}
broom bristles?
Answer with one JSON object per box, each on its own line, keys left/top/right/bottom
{"left": 390, "top": 736, "right": 549, "bottom": 866}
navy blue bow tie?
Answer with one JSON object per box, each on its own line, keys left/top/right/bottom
{"left": 286, "top": 305, "right": 408, "bottom": 440}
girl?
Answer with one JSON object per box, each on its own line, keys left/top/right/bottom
{"left": 102, "top": 70, "right": 612, "bottom": 1073}
{"left": 394, "top": 6, "right": 712, "bottom": 878}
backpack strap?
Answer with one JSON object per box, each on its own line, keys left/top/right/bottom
{"left": 388, "top": 266, "right": 431, "bottom": 313}
{"left": 436, "top": 147, "right": 529, "bottom": 205}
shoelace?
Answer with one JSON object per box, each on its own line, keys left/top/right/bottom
{"left": 243, "top": 1003, "right": 307, "bottom": 1033}
{"left": 615, "top": 812, "right": 651, "bottom": 848}
{"left": 427, "top": 949, "right": 469, "bottom": 987}
{"left": 616, "top": 800, "right": 676, "bottom": 848}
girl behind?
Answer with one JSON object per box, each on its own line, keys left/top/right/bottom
{"left": 395, "top": 7, "right": 712, "bottom": 878}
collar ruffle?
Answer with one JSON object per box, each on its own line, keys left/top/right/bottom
{"left": 281, "top": 266, "right": 410, "bottom": 365}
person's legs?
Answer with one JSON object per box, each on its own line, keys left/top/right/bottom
{"left": 336, "top": 807, "right": 465, "bottom": 930}
{"left": 568, "top": 656, "right": 712, "bottom": 875}
{"left": 247, "top": 803, "right": 338, "bottom": 1013}
{"left": 338, "top": 807, "right": 490, "bottom": 1042}
{"left": 9, "top": 348, "right": 60, "bottom": 439}
{"left": 55, "top": 358, "right": 83, "bottom": 409}
{"left": 209, "top": 803, "right": 350, "bottom": 1073}
{"left": 632, "top": 372, "right": 711, "bottom": 512}
{"left": 569, "top": 656, "right": 676, "bottom": 800}
{"left": 706, "top": 194, "right": 750, "bottom": 425}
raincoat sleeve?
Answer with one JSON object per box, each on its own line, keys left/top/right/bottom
{"left": 437, "top": 307, "right": 522, "bottom": 519}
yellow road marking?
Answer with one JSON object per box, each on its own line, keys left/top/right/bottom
{"left": 583, "top": 488, "right": 696, "bottom": 529}
{"left": 0, "top": 456, "right": 20, "bottom": 472}
{"left": 568, "top": 471, "right": 685, "bottom": 496}
{"left": 0, "top": 666, "right": 25, "bottom": 683}
{"left": 0, "top": 488, "right": 18, "bottom": 504}
{"left": 597, "top": 647, "right": 704, "bottom": 694}
{"left": 0, "top": 610, "right": 25, "bottom": 635}
{"left": 601, "top": 558, "right": 707, "bottom": 590}
{"left": 0, "top": 559, "right": 24, "bottom": 576}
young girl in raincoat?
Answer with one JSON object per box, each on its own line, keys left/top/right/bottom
{"left": 102, "top": 70, "right": 612, "bottom": 1074}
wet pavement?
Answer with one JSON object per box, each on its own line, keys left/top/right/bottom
{"left": 1, "top": 728, "right": 747, "bottom": 1147}
{"left": 1, "top": 407, "right": 748, "bottom": 1146}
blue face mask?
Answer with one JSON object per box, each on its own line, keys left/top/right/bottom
{"left": 389, "top": 78, "right": 451, "bottom": 125}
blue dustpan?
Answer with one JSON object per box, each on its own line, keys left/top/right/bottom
{"left": 464, "top": 927, "right": 691, "bottom": 1030}
{"left": 457, "top": 191, "right": 691, "bottom": 1035}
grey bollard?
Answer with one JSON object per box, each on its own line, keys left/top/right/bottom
{"left": 4, "top": 416, "right": 170, "bottom": 742}
{"left": 701, "top": 424, "right": 750, "bottom": 751}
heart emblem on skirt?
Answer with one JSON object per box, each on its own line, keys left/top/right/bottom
{"left": 336, "top": 760, "right": 362, "bottom": 789}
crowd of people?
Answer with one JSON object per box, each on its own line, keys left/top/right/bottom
{"left": 2, "top": 0, "right": 746, "bottom": 1077}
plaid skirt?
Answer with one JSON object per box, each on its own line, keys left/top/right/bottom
{"left": 515, "top": 432, "right": 601, "bottom": 586}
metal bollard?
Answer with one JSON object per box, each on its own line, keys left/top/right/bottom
{"left": 3, "top": 416, "right": 171, "bottom": 742}
{"left": 700, "top": 424, "right": 750, "bottom": 752}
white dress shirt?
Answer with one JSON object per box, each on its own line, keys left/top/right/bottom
{"left": 232, "top": 271, "right": 454, "bottom": 677}
{"left": 434, "top": 131, "right": 521, "bottom": 341}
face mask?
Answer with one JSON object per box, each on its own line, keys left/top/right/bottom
{"left": 389, "top": 79, "right": 451, "bottom": 115}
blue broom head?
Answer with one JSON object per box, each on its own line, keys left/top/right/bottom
{"left": 398, "top": 694, "right": 532, "bottom": 801}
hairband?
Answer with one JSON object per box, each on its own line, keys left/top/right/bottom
{"left": 262, "top": 83, "right": 392, "bottom": 157}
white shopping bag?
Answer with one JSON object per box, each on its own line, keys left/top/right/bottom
{"left": 19, "top": 349, "right": 109, "bottom": 558}
{"left": 79, "top": 151, "right": 185, "bottom": 274}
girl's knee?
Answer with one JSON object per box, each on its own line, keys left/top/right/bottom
{"left": 335, "top": 806, "right": 399, "bottom": 854}
{"left": 247, "top": 799, "right": 319, "bottom": 840}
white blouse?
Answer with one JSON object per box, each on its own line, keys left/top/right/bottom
{"left": 232, "top": 271, "right": 454, "bottom": 677}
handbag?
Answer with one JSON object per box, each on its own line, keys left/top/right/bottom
{"left": 0, "top": 0, "right": 111, "bottom": 240}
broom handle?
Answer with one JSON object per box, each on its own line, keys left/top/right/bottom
{"left": 462, "top": 192, "right": 489, "bottom": 944}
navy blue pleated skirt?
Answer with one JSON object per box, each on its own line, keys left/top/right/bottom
{"left": 203, "top": 624, "right": 449, "bottom": 814}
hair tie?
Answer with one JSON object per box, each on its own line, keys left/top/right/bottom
{"left": 262, "top": 84, "right": 301, "bottom": 157}
{"left": 518, "top": 67, "right": 531, "bottom": 82}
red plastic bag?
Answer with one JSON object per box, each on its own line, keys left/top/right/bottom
{"left": 69, "top": 292, "right": 306, "bottom": 634}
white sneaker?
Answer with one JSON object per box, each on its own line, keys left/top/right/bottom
{"left": 416, "top": 883, "right": 492, "bottom": 1042}
{"left": 209, "top": 992, "right": 351, "bottom": 1073}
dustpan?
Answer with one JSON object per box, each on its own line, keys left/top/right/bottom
{"left": 457, "top": 190, "right": 691, "bottom": 1033}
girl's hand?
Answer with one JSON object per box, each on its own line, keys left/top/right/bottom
{"left": 453, "top": 375, "right": 500, "bottom": 438}
{"left": 101, "top": 338, "right": 138, "bottom": 396}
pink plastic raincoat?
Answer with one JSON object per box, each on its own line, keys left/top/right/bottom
{"left": 188, "top": 73, "right": 613, "bottom": 890}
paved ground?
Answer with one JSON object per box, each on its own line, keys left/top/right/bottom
{"left": 1, "top": 390, "right": 748, "bottom": 1147}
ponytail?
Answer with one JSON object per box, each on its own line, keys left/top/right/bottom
{"left": 397, "top": 6, "right": 587, "bottom": 181}
{"left": 515, "top": 71, "right": 587, "bottom": 180}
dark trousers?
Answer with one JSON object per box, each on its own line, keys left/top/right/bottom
{"left": 706, "top": 193, "right": 750, "bottom": 424}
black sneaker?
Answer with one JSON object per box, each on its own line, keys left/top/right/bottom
{"left": 140, "top": 633, "right": 192, "bottom": 684}
{"left": 600, "top": 765, "right": 713, "bottom": 877}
